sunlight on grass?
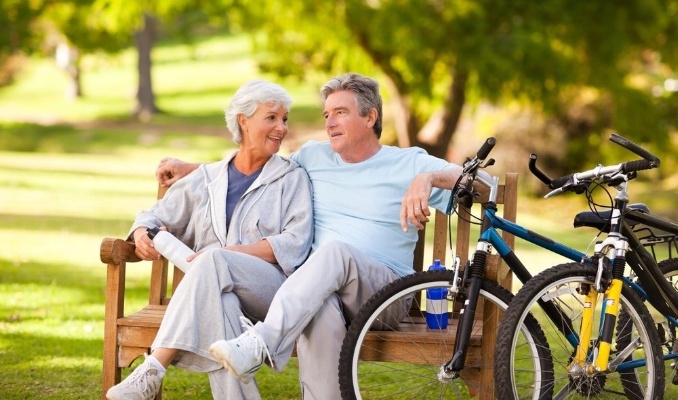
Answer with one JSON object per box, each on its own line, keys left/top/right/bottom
{"left": 0, "top": 33, "right": 324, "bottom": 128}
{"left": 3, "top": 29, "right": 674, "bottom": 399}
{"left": 0, "top": 127, "right": 246, "bottom": 398}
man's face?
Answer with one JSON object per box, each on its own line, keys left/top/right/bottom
{"left": 322, "top": 90, "right": 376, "bottom": 161}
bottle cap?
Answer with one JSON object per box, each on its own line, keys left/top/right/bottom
{"left": 146, "top": 227, "right": 160, "bottom": 239}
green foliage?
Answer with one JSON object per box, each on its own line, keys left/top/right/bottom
{"left": 240, "top": 0, "right": 677, "bottom": 169}
{"left": 0, "top": 0, "right": 49, "bottom": 54}
{"left": 44, "top": 1, "right": 131, "bottom": 53}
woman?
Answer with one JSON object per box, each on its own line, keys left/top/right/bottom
{"left": 106, "top": 80, "right": 313, "bottom": 400}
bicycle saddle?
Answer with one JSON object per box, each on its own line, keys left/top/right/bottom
{"left": 573, "top": 203, "right": 650, "bottom": 230}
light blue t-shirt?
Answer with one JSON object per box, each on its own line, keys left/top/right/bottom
{"left": 291, "top": 141, "right": 453, "bottom": 277}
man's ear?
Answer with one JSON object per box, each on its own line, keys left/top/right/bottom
{"left": 366, "top": 108, "right": 377, "bottom": 128}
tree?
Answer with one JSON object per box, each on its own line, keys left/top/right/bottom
{"left": 42, "top": 0, "right": 131, "bottom": 100}
{"left": 89, "top": 0, "right": 234, "bottom": 119}
{"left": 0, "top": 0, "right": 51, "bottom": 85}
{"left": 241, "top": 0, "right": 677, "bottom": 165}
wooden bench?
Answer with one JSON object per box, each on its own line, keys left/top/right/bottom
{"left": 101, "top": 172, "right": 517, "bottom": 399}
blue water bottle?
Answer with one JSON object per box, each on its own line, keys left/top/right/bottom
{"left": 426, "top": 259, "right": 449, "bottom": 329}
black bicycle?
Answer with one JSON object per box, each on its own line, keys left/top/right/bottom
{"left": 495, "top": 134, "right": 678, "bottom": 399}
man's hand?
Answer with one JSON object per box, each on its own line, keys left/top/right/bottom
{"left": 156, "top": 157, "right": 200, "bottom": 187}
{"left": 400, "top": 173, "right": 433, "bottom": 232}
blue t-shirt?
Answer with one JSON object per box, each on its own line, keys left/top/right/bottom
{"left": 226, "top": 161, "right": 262, "bottom": 228}
{"left": 291, "top": 141, "right": 452, "bottom": 277}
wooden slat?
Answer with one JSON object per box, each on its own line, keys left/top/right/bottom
{"left": 360, "top": 320, "right": 482, "bottom": 364}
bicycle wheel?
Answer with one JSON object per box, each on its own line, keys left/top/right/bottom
{"left": 624, "top": 258, "right": 678, "bottom": 397}
{"left": 656, "top": 258, "right": 678, "bottom": 395}
{"left": 338, "top": 269, "right": 551, "bottom": 399}
{"left": 495, "top": 262, "right": 664, "bottom": 400}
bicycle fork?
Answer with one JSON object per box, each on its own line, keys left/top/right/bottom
{"left": 570, "top": 236, "right": 629, "bottom": 375}
{"left": 440, "top": 243, "right": 491, "bottom": 377}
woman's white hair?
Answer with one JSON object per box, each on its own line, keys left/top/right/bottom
{"left": 225, "top": 79, "right": 293, "bottom": 144}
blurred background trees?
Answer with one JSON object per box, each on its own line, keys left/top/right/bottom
{"left": 1, "top": 0, "right": 676, "bottom": 184}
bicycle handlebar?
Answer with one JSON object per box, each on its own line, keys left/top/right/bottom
{"left": 476, "top": 137, "right": 496, "bottom": 161}
{"left": 529, "top": 133, "right": 660, "bottom": 196}
{"left": 448, "top": 137, "right": 499, "bottom": 213}
{"left": 609, "top": 133, "right": 661, "bottom": 167}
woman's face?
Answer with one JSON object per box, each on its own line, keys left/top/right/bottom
{"left": 239, "top": 102, "right": 289, "bottom": 157}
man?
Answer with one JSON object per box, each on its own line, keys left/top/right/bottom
{"left": 158, "top": 73, "right": 464, "bottom": 399}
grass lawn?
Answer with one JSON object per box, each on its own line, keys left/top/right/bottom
{"left": 1, "top": 31, "right": 663, "bottom": 399}
{"left": 0, "top": 128, "right": 595, "bottom": 399}
{"left": 0, "top": 31, "right": 323, "bottom": 399}
{"left": 0, "top": 130, "right": 309, "bottom": 399}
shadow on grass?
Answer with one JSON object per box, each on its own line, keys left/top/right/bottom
{"left": 0, "top": 258, "right": 157, "bottom": 318}
{"left": 0, "top": 213, "right": 133, "bottom": 237}
{"left": 0, "top": 164, "right": 152, "bottom": 183}
{"left": 0, "top": 123, "right": 144, "bottom": 154}
{"left": 0, "top": 332, "right": 103, "bottom": 399}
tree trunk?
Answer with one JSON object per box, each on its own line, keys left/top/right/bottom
{"left": 133, "top": 13, "right": 159, "bottom": 120}
{"left": 64, "top": 63, "right": 82, "bottom": 101}
{"left": 396, "top": 69, "right": 468, "bottom": 159}
{"left": 432, "top": 68, "right": 468, "bottom": 158}
{"left": 56, "top": 43, "right": 82, "bottom": 101}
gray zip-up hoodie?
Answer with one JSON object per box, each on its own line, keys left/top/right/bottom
{"left": 128, "top": 152, "right": 313, "bottom": 276}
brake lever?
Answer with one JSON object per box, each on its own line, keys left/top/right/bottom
{"left": 544, "top": 181, "right": 588, "bottom": 198}
{"left": 482, "top": 158, "right": 495, "bottom": 168}
{"left": 604, "top": 171, "right": 635, "bottom": 187}
{"left": 457, "top": 188, "right": 475, "bottom": 208}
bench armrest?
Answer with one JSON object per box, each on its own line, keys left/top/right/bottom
{"left": 100, "top": 238, "right": 141, "bottom": 265}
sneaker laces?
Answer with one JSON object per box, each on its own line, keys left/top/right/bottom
{"left": 238, "top": 316, "right": 274, "bottom": 369}
{"left": 125, "top": 355, "right": 160, "bottom": 394}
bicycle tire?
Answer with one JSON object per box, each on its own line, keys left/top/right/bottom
{"left": 651, "top": 258, "right": 678, "bottom": 395}
{"left": 622, "top": 257, "right": 678, "bottom": 397}
{"left": 495, "top": 262, "right": 664, "bottom": 400}
{"left": 338, "top": 269, "right": 551, "bottom": 399}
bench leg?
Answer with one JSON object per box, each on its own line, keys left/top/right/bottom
{"left": 101, "top": 338, "right": 121, "bottom": 399}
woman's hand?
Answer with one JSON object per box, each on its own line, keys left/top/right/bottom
{"left": 132, "top": 226, "right": 162, "bottom": 260}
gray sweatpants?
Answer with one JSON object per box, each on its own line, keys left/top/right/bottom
{"left": 151, "top": 248, "right": 287, "bottom": 400}
{"left": 253, "top": 241, "right": 401, "bottom": 400}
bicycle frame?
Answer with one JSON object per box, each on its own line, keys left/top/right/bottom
{"left": 442, "top": 133, "right": 678, "bottom": 379}
{"left": 447, "top": 173, "right": 678, "bottom": 375}
{"left": 569, "top": 179, "right": 678, "bottom": 374}
{"left": 446, "top": 173, "right": 589, "bottom": 372}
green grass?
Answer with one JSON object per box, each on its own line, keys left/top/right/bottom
{"left": 1, "top": 31, "right": 672, "bottom": 399}
{"left": 0, "top": 128, "right": 597, "bottom": 399}
{"left": 0, "top": 31, "right": 324, "bottom": 398}
{"left": 0, "top": 129, "right": 311, "bottom": 399}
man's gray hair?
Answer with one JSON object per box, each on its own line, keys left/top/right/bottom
{"left": 225, "top": 80, "right": 293, "bottom": 144}
{"left": 320, "top": 73, "right": 383, "bottom": 138}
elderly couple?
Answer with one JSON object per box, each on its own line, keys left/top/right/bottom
{"left": 106, "top": 72, "right": 464, "bottom": 400}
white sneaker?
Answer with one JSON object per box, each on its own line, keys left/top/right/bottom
{"left": 209, "top": 316, "right": 272, "bottom": 383}
{"left": 106, "top": 355, "right": 162, "bottom": 400}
